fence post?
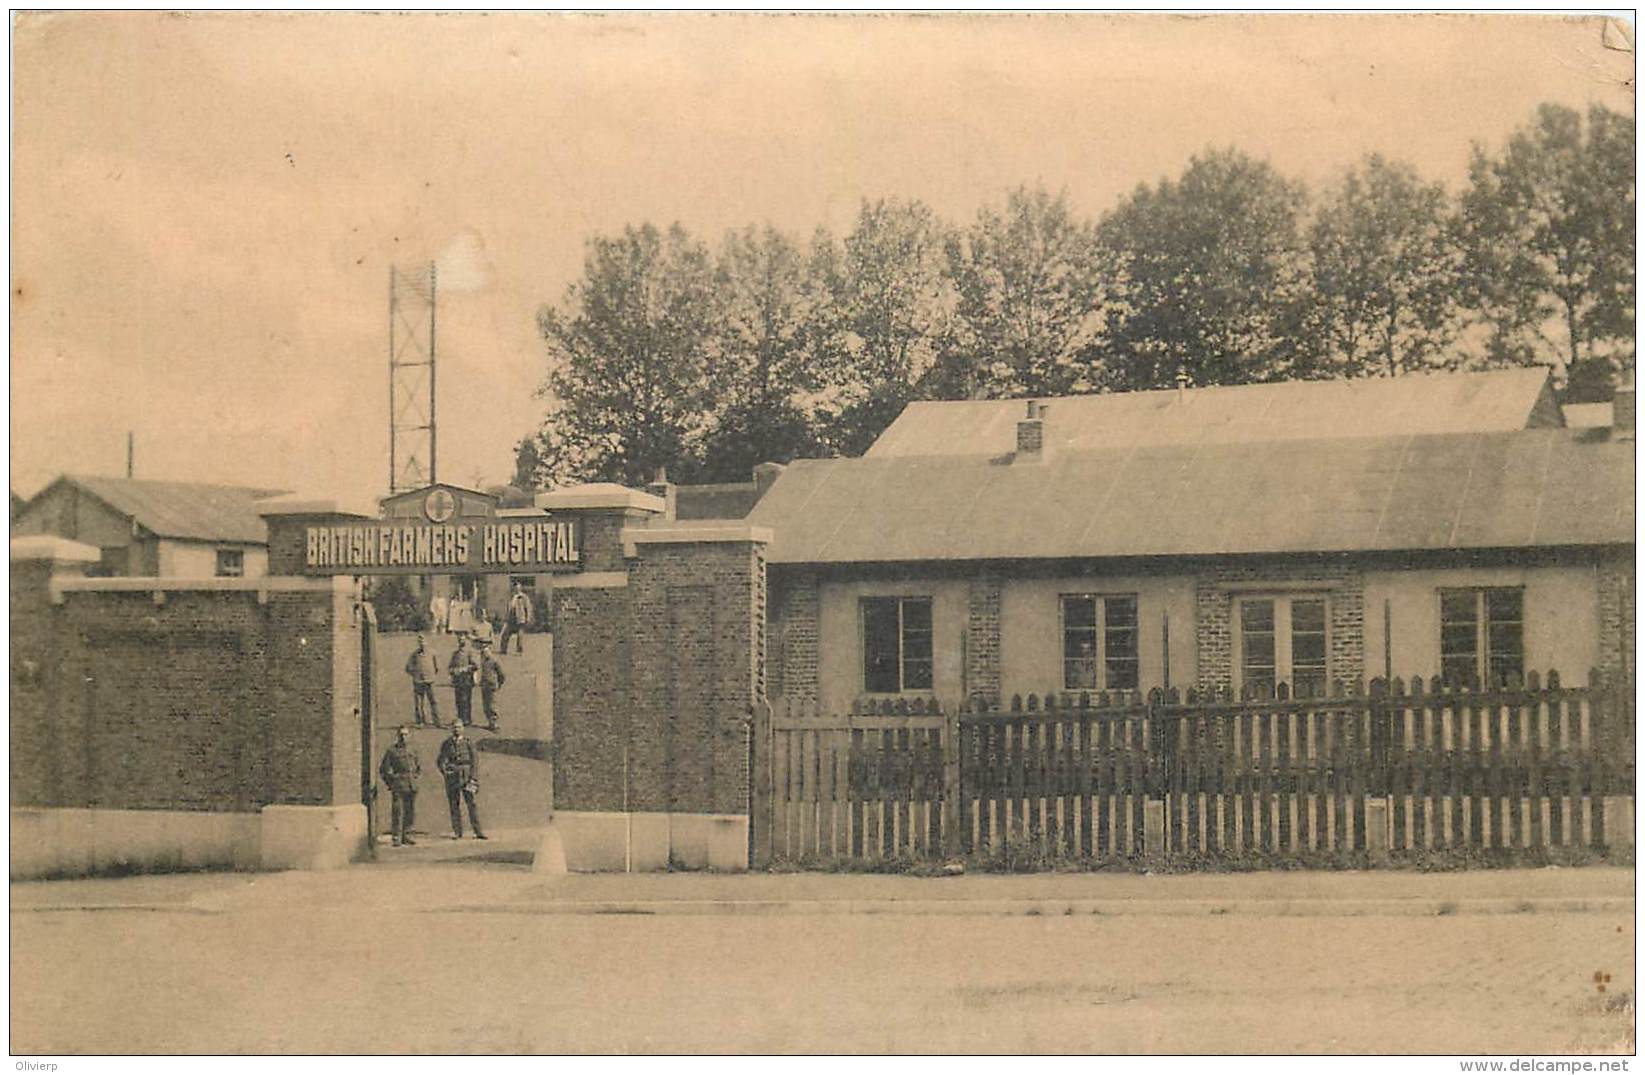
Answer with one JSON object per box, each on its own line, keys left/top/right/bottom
{"left": 1142, "top": 689, "right": 1168, "bottom": 864}
{"left": 1597, "top": 670, "right": 1635, "bottom": 853}
{"left": 942, "top": 702, "right": 962, "bottom": 859}
{"left": 1363, "top": 679, "right": 1392, "bottom": 864}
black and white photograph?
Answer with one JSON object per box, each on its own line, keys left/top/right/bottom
{"left": 7, "top": 9, "right": 1638, "bottom": 1058}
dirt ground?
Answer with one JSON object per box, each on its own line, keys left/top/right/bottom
{"left": 10, "top": 867, "right": 1635, "bottom": 1054}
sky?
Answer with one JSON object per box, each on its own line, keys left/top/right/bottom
{"left": 9, "top": 12, "right": 1635, "bottom": 506}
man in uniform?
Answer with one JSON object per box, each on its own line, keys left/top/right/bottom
{"left": 404, "top": 634, "right": 441, "bottom": 727}
{"left": 436, "top": 722, "right": 485, "bottom": 840}
{"left": 476, "top": 638, "right": 507, "bottom": 733}
{"left": 499, "top": 582, "right": 532, "bottom": 654}
{"left": 447, "top": 634, "right": 478, "bottom": 727}
{"left": 378, "top": 726, "right": 421, "bottom": 847}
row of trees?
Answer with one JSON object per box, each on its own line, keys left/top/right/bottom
{"left": 519, "top": 102, "right": 1634, "bottom": 489}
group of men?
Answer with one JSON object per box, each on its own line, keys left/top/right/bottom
{"left": 376, "top": 723, "right": 484, "bottom": 846}
{"left": 403, "top": 632, "right": 506, "bottom": 732}
{"left": 379, "top": 584, "right": 535, "bottom": 848}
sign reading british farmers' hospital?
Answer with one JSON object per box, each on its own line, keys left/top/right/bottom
{"left": 302, "top": 486, "right": 582, "bottom": 575}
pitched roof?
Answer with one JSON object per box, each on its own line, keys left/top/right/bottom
{"left": 748, "top": 428, "right": 1633, "bottom": 565}
{"left": 54, "top": 475, "right": 287, "bottom": 543}
{"left": 867, "top": 367, "right": 1561, "bottom": 458}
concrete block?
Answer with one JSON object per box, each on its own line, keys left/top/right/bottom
{"left": 532, "top": 821, "right": 567, "bottom": 875}
{"left": 629, "top": 813, "right": 670, "bottom": 871}
{"left": 1364, "top": 797, "right": 1392, "bottom": 863}
{"left": 1604, "top": 796, "right": 1634, "bottom": 849}
{"left": 258, "top": 804, "right": 367, "bottom": 871}
{"left": 555, "top": 812, "right": 631, "bottom": 872}
{"left": 669, "top": 814, "right": 710, "bottom": 869}
{"left": 10, "top": 809, "right": 59, "bottom": 878}
{"left": 706, "top": 816, "right": 749, "bottom": 872}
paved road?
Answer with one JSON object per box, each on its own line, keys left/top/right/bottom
{"left": 11, "top": 865, "right": 1635, "bottom": 1054}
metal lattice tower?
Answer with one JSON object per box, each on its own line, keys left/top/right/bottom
{"left": 388, "top": 263, "right": 437, "bottom": 494}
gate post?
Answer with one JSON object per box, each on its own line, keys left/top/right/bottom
{"left": 942, "top": 702, "right": 962, "bottom": 859}
{"left": 749, "top": 699, "right": 773, "bottom": 868}
{"left": 1142, "top": 689, "right": 1169, "bottom": 864}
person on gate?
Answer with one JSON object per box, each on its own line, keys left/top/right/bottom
{"left": 448, "top": 634, "right": 479, "bottom": 727}
{"left": 378, "top": 726, "right": 421, "bottom": 847}
{"left": 475, "top": 637, "right": 506, "bottom": 733}
{"left": 499, "top": 583, "right": 532, "bottom": 654}
{"left": 404, "top": 634, "right": 441, "bottom": 727}
{"left": 429, "top": 592, "right": 449, "bottom": 635}
{"left": 436, "top": 722, "right": 485, "bottom": 840}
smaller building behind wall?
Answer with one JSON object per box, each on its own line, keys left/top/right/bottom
{"left": 11, "top": 475, "right": 283, "bottom": 579}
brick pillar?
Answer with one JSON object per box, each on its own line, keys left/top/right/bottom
{"left": 966, "top": 570, "right": 1003, "bottom": 705}
{"left": 770, "top": 567, "right": 819, "bottom": 705}
{"left": 9, "top": 537, "right": 98, "bottom": 807}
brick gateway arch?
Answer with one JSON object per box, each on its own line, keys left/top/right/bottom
{"left": 264, "top": 482, "right": 769, "bottom": 871}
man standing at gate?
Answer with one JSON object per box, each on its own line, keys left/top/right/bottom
{"left": 404, "top": 634, "right": 440, "bottom": 727}
{"left": 436, "top": 722, "right": 485, "bottom": 840}
{"left": 499, "top": 582, "right": 532, "bottom": 654}
{"left": 476, "top": 637, "right": 506, "bottom": 733}
{"left": 378, "top": 726, "right": 421, "bottom": 847}
{"left": 448, "top": 634, "right": 478, "bottom": 727}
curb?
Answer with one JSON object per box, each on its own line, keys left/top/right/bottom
{"left": 420, "top": 895, "right": 1637, "bottom": 918}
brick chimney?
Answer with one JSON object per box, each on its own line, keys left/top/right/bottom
{"left": 1613, "top": 386, "right": 1635, "bottom": 441}
{"left": 1016, "top": 400, "right": 1047, "bottom": 462}
{"left": 752, "top": 462, "right": 785, "bottom": 502}
{"left": 645, "top": 466, "right": 677, "bottom": 521}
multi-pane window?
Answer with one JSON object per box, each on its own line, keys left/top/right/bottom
{"left": 1061, "top": 594, "right": 1139, "bottom": 691}
{"left": 215, "top": 548, "right": 245, "bottom": 578}
{"left": 862, "top": 596, "right": 933, "bottom": 694}
{"left": 1237, "top": 596, "right": 1329, "bottom": 699}
{"left": 1439, "top": 587, "right": 1524, "bottom": 688}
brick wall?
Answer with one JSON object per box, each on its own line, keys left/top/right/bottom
{"left": 10, "top": 571, "right": 360, "bottom": 812}
{"left": 966, "top": 570, "right": 1003, "bottom": 703}
{"left": 1598, "top": 550, "right": 1636, "bottom": 684}
{"left": 767, "top": 567, "right": 819, "bottom": 703}
{"left": 1195, "top": 557, "right": 1365, "bottom": 694}
{"left": 552, "top": 538, "right": 765, "bottom": 817}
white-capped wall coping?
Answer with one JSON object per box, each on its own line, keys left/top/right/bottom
{"left": 10, "top": 535, "right": 101, "bottom": 564}
{"left": 255, "top": 495, "right": 377, "bottom": 518}
{"left": 622, "top": 526, "right": 774, "bottom": 558}
{"left": 535, "top": 483, "right": 665, "bottom": 513}
{"left": 494, "top": 506, "right": 550, "bottom": 518}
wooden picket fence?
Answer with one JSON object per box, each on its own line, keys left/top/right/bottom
{"left": 749, "top": 670, "right": 1635, "bottom": 867}
{"left": 758, "top": 697, "right": 948, "bottom": 862}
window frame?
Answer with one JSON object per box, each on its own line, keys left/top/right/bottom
{"left": 214, "top": 547, "right": 245, "bottom": 578}
{"left": 1437, "top": 586, "right": 1525, "bottom": 689}
{"left": 1234, "top": 593, "right": 1332, "bottom": 700}
{"left": 1059, "top": 593, "right": 1140, "bottom": 692}
{"left": 860, "top": 595, "right": 935, "bottom": 695}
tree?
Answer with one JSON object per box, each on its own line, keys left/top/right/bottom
{"left": 692, "top": 225, "right": 829, "bottom": 481}
{"left": 1307, "top": 154, "right": 1463, "bottom": 378}
{"left": 931, "top": 185, "right": 1105, "bottom": 398}
{"left": 532, "top": 223, "right": 721, "bottom": 488}
{"left": 1459, "top": 102, "right": 1636, "bottom": 380}
{"left": 810, "top": 199, "right": 955, "bottom": 455}
{"left": 1096, "top": 149, "right": 1313, "bottom": 390}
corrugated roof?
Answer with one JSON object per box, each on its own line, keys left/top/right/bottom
{"left": 748, "top": 428, "right": 1632, "bottom": 565}
{"left": 60, "top": 475, "right": 286, "bottom": 543}
{"left": 867, "top": 367, "right": 1559, "bottom": 458}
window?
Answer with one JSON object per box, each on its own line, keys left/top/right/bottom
{"left": 215, "top": 548, "right": 245, "bottom": 578}
{"left": 1439, "top": 587, "right": 1524, "bottom": 688}
{"left": 1237, "top": 596, "right": 1329, "bottom": 699}
{"left": 1061, "top": 594, "right": 1139, "bottom": 691}
{"left": 862, "top": 596, "right": 933, "bottom": 693}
